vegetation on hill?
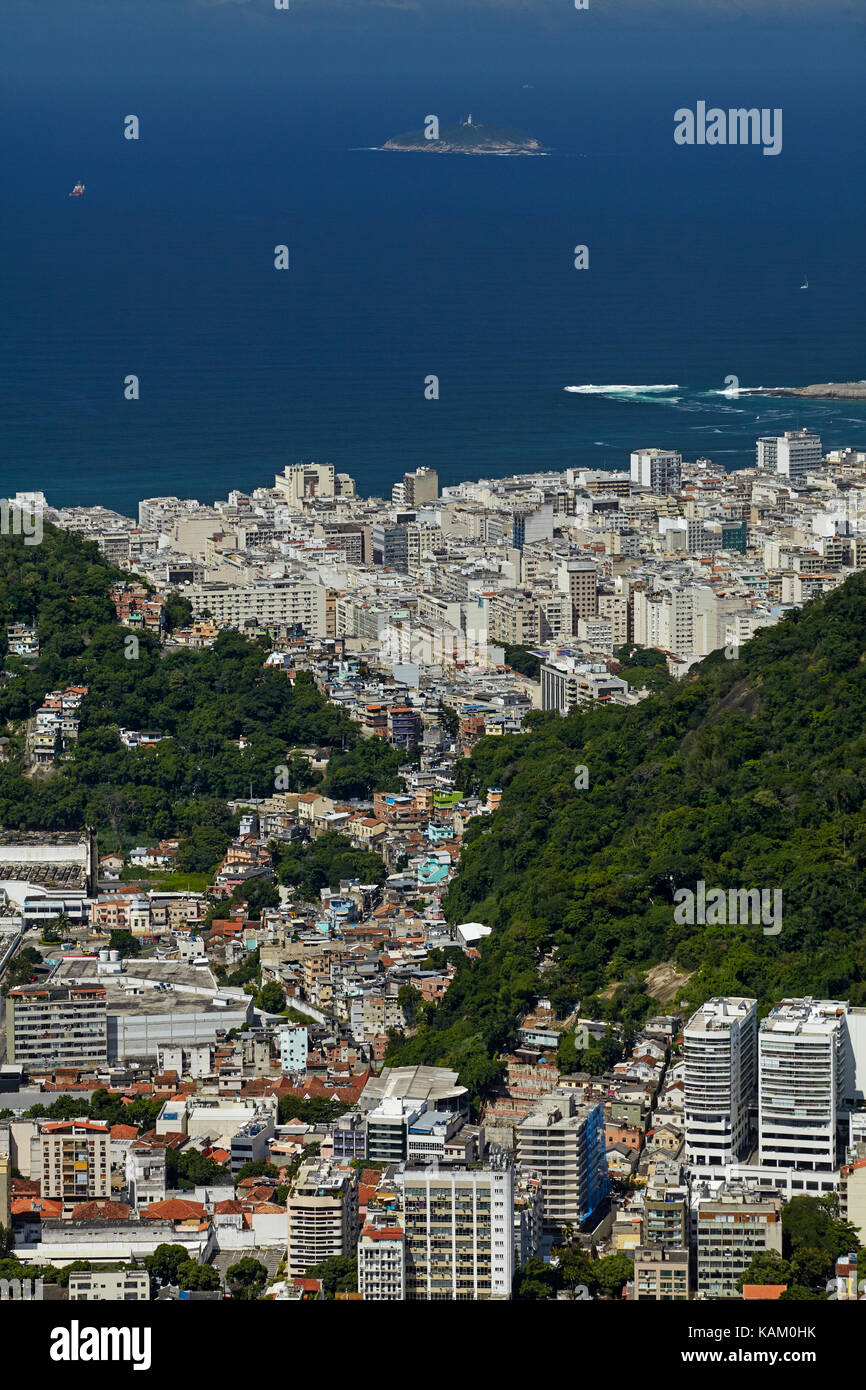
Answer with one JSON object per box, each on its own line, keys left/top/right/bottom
{"left": 0, "top": 525, "right": 361, "bottom": 848}
{"left": 388, "top": 573, "right": 866, "bottom": 1099}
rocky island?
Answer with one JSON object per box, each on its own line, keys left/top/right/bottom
{"left": 747, "top": 380, "right": 866, "bottom": 400}
{"left": 380, "top": 115, "right": 546, "bottom": 156}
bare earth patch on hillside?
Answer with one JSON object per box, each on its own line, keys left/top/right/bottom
{"left": 646, "top": 961, "right": 693, "bottom": 1004}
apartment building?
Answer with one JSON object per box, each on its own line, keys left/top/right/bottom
{"left": 758, "top": 998, "right": 850, "bottom": 1172}
{"left": 630, "top": 448, "right": 683, "bottom": 495}
{"left": 557, "top": 559, "right": 598, "bottom": 628}
{"left": 632, "top": 1244, "right": 690, "bottom": 1301}
{"left": 695, "top": 1188, "right": 783, "bottom": 1298}
{"left": 286, "top": 1158, "right": 359, "bottom": 1279}
{"left": 278, "top": 1024, "right": 308, "bottom": 1074}
{"left": 539, "top": 657, "right": 628, "bottom": 714}
{"left": 186, "top": 579, "right": 327, "bottom": 636}
{"left": 125, "top": 1143, "right": 167, "bottom": 1209}
{"left": 38, "top": 1121, "right": 111, "bottom": 1202}
{"left": 358, "top": 1221, "right": 406, "bottom": 1300}
{"left": 402, "top": 467, "right": 439, "bottom": 508}
{"left": 6, "top": 984, "right": 108, "bottom": 1070}
{"left": 642, "top": 1184, "right": 690, "bottom": 1249}
{"left": 757, "top": 430, "right": 822, "bottom": 484}
{"left": 274, "top": 462, "right": 335, "bottom": 509}
{"left": 516, "top": 1093, "right": 609, "bottom": 1233}
{"left": 399, "top": 1166, "right": 514, "bottom": 1300}
{"left": 67, "top": 1270, "right": 151, "bottom": 1302}
{"left": 684, "top": 996, "right": 757, "bottom": 1168}
{"left": 839, "top": 1149, "right": 866, "bottom": 1244}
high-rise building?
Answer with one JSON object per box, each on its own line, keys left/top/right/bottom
{"left": 511, "top": 503, "right": 553, "bottom": 551}
{"left": 630, "top": 449, "right": 683, "bottom": 495}
{"left": 684, "top": 997, "right": 757, "bottom": 1167}
{"left": 642, "top": 1182, "right": 690, "bottom": 1249}
{"left": 756, "top": 430, "right": 822, "bottom": 483}
{"left": 286, "top": 1158, "right": 358, "bottom": 1278}
{"left": 557, "top": 559, "right": 598, "bottom": 628}
{"left": 278, "top": 1024, "right": 308, "bottom": 1074}
{"left": 632, "top": 1245, "right": 690, "bottom": 1300}
{"left": 371, "top": 523, "right": 409, "bottom": 572}
{"left": 758, "top": 998, "right": 850, "bottom": 1172}
{"left": 516, "top": 1092, "right": 609, "bottom": 1232}
{"left": 399, "top": 1166, "right": 514, "bottom": 1300}
{"left": 695, "top": 1187, "right": 783, "bottom": 1298}
{"left": 402, "top": 467, "right": 439, "bottom": 507}
{"left": 6, "top": 984, "right": 108, "bottom": 1071}
{"left": 37, "top": 1121, "right": 111, "bottom": 1202}
{"left": 358, "top": 1219, "right": 406, "bottom": 1301}
{"left": 273, "top": 462, "right": 336, "bottom": 509}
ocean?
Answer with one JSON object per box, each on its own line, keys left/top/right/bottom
{"left": 1, "top": 64, "right": 865, "bottom": 516}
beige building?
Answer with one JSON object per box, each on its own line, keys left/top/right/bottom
{"left": 695, "top": 1188, "right": 783, "bottom": 1297}
{"left": 399, "top": 1167, "right": 513, "bottom": 1301}
{"left": 6, "top": 984, "right": 108, "bottom": 1071}
{"left": 286, "top": 1158, "right": 358, "bottom": 1279}
{"left": 557, "top": 559, "right": 597, "bottom": 628}
{"left": 632, "top": 1244, "right": 690, "bottom": 1300}
{"left": 840, "top": 1151, "right": 866, "bottom": 1243}
{"left": 37, "top": 1121, "right": 111, "bottom": 1202}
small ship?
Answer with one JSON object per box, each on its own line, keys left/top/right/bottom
{"left": 69, "top": 181, "right": 85, "bottom": 198}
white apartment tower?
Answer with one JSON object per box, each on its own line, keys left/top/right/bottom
{"left": 630, "top": 448, "right": 683, "bottom": 496}
{"left": 758, "top": 998, "right": 850, "bottom": 1172}
{"left": 684, "top": 997, "right": 757, "bottom": 1167}
{"left": 756, "top": 430, "right": 822, "bottom": 484}
{"left": 358, "top": 1221, "right": 406, "bottom": 1301}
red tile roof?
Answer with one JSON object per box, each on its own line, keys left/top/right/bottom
{"left": 70, "top": 1199, "right": 131, "bottom": 1221}
{"left": 141, "top": 1199, "right": 206, "bottom": 1221}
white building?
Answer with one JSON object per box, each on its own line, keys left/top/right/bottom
{"left": 278, "top": 1024, "right": 308, "bottom": 1074}
{"left": 684, "top": 997, "right": 757, "bottom": 1167}
{"left": 358, "top": 1219, "right": 406, "bottom": 1300}
{"left": 757, "top": 430, "right": 822, "bottom": 484}
{"left": 630, "top": 449, "right": 682, "bottom": 495}
{"left": 758, "top": 998, "right": 850, "bottom": 1172}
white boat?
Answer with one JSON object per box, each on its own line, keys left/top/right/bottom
{"left": 800, "top": 274, "right": 808, "bottom": 289}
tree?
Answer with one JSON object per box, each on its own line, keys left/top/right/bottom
{"left": 235, "top": 1159, "right": 281, "bottom": 1186}
{"left": 790, "top": 1246, "right": 833, "bottom": 1290}
{"left": 553, "top": 1243, "right": 597, "bottom": 1296}
{"left": 256, "top": 980, "right": 286, "bottom": 1015}
{"left": 176, "top": 1261, "right": 221, "bottom": 1292}
{"left": 397, "top": 984, "right": 421, "bottom": 1021}
{"left": 108, "top": 930, "right": 141, "bottom": 959}
{"left": 226, "top": 1257, "right": 268, "bottom": 1299}
{"left": 0, "top": 1224, "right": 15, "bottom": 1259}
{"left": 145, "top": 1243, "right": 190, "bottom": 1287}
{"left": 304, "top": 1255, "right": 357, "bottom": 1297}
{"left": 513, "top": 1257, "right": 557, "bottom": 1300}
{"left": 594, "top": 1253, "right": 634, "bottom": 1299}
{"left": 736, "top": 1250, "right": 792, "bottom": 1291}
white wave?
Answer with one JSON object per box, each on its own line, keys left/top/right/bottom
{"left": 565, "top": 384, "right": 679, "bottom": 395}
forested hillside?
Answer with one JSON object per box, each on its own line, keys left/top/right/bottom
{"left": 0, "top": 525, "right": 358, "bottom": 851}
{"left": 389, "top": 572, "right": 866, "bottom": 1096}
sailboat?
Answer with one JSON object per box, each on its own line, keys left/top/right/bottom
{"left": 69, "top": 181, "right": 85, "bottom": 198}
{"left": 800, "top": 273, "right": 808, "bottom": 289}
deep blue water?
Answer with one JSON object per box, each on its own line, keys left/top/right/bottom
{"left": 2, "top": 64, "right": 865, "bottom": 515}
